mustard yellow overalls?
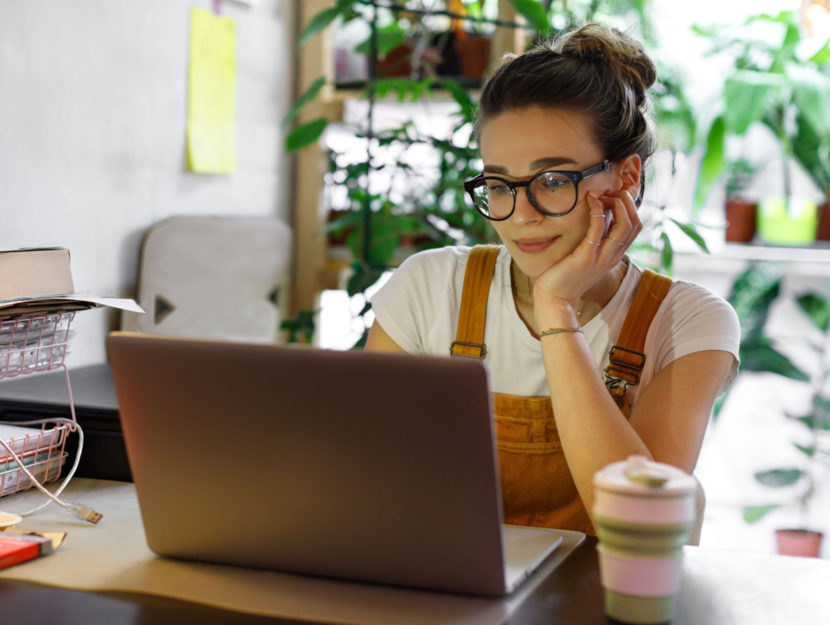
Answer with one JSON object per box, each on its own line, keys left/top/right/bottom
{"left": 450, "top": 245, "right": 672, "bottom": 535}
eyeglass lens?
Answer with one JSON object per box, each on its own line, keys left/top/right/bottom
{"left": 471, "top": 172, "right": 576, "bottom": 219}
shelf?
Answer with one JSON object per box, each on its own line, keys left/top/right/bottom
{"left": 672, "top": 243, "right": 830, "bottom": 280}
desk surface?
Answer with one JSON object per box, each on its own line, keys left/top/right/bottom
{"left": 0, "top": 538, "right": 608, "bottom": 625}
{"left": 3, "top": 535, "right": 830, "bottom": 625}
{"left": 1, "top": 542, "right": 593, "bottom": 625}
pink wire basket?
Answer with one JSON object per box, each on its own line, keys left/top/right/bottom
{"left": 0, "top": 311, "right": 76, "bottom": 497}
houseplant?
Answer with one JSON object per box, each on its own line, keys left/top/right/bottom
{"left": 284, "top": 0, "right": 708, "bottom": 344}
{"left": 744, "top": 286, "right": 830, "bottom": 556}
{"left": 724, "top": 158, "right": 758, "bottom": 243}
{"left": 724, "top": 262, "right": 828, "bottom": 556}
{"left": 693, "top": 10, "right": 830, "bottom": 246}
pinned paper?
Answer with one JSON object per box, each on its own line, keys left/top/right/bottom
{"left": 186, "top": 7, "right": 237, "bottom": 173}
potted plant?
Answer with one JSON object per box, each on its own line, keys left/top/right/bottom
{"left": 724, "top": 262, "right": 828, "bottom": 556}
{"left": 724, "top": 158, "right": 758, "bottom": 243}
{"left": 744, "top": 287, "right": 830, "bottom": 557}
{"left": 286, "top": 0, "right": 711, "bottom": 345}
{"left": 693, "top": 10, "right": 830, "bottom": 247}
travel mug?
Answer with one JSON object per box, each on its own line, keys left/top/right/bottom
{"left": 593, "top": 455, "right": 697, "bottom": 624}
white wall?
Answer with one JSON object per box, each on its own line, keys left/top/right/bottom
{"left": 0, "top": 0, "right": 296, "bottom": 366}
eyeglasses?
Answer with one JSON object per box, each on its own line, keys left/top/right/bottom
{"left": 463, "top": 160, "right": 613, "bottom": 220}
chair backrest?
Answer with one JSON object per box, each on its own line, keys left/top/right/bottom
{"left": 121, "top": 216, "right": 292, "bottom": 343}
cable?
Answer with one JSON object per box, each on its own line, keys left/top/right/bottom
{"left": 0, "top": 418, "right": 101, "bottom": 523}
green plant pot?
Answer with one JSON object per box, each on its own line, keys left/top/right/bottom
{"left": 757, "top": 197, "right": 818, "bottom": 246}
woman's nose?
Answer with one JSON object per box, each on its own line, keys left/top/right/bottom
{"left": 512, "top": 189, "right": 544, "bottom": 225}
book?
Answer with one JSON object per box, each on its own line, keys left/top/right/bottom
{"left": 0, "top": 533, "right": 40, "bottom": 569}
{"left": 0, "top": 247, "right": 143, "bottom": 319}
{"left": 0, "top": 530, "right": 65, "bottom": 570}
{"left": 0, "top": 248, "right": 74, "bottom": 300}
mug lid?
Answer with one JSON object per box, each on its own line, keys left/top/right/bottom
{"left": 593, "top": 455, "right": 696, "bottom": 496}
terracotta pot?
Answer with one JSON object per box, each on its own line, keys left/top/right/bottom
{"left": 815, "top": 190, "right": 830, "bottom": 241}
{"left": 457, "top": 35, "right": 490, "bottom": 80}
{"left": 775, "top": 529, "right": 824, "bottom": 557}
{"left": 375, "top": 42, "right": 413, "bottom": 78}
{"left": 326, "top": 209, "right": 356, "bottom": 246}
{"left": 725, "top": 199, "right": 757, "bottom": 243}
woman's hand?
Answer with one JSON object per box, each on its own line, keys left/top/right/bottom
{"left": 532, "top": 189, "right": 642, "bottom": 320}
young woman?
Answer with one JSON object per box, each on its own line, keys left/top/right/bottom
{"left": 365, "top": 24, "right": 740, "bottom": 535}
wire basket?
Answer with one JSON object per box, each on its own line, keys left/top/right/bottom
{"left": 0, "top": 311, "right": 74, "bottom": 379}
{"left": 0, "top": 311, "right": 76, "bottom": 497}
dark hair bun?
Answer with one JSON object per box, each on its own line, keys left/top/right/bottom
{"left": 554, "top": 23, "right": 656, "bottom": 107}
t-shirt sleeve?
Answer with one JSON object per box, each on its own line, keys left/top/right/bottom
{"left": 652, "top": 281, "right": 741, "bottom": 394}
{"left": 370, "top": 248, "right": 457, "bottom": 354}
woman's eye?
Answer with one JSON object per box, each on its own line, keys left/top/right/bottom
{"left": 539, "top": 175, "right": 567, "bottom": 191}
{"left": 487, "top": 181, "right": 511, "bottom": 195}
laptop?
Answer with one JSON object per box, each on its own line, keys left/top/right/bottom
{"left": 106, "top": 331, "right": 571, "bottom": 597}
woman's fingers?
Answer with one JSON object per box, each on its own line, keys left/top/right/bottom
{"left": 585, "top": 193, "right": 611, "bottom": 248}
{"left": 586, "top": 191, "right": 638, "bottom": 258}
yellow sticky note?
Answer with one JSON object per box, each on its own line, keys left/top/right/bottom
{"left": 187, "top": 7, "right": 237, "bottom": 174}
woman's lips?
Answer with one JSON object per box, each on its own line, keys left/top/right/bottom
{"left": 514, "top": 237, "right": 556, "bottom": 254}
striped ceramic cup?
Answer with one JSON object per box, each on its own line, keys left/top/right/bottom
{"left": 593, "top": 455, "right": 696, "bottom": 625}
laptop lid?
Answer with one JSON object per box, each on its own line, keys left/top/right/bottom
{"left": 106, "top": 331, "right": 561, "bottom": 596}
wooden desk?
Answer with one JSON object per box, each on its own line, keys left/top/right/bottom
{"left": 1, "top": 537, "right": 828, "bottom": 624}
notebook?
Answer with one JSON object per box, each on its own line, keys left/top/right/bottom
{"left": 106, "top": 331, "right": 575, "bottom": 597}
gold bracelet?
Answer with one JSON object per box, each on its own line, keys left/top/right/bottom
{"left": 539, "top": 327, "right": 583, "bottom": 338}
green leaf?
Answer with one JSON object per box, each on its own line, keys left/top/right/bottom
{"left": 659, "top": 231, "right": 673, "bottom": 274}
{"left": 792, "top": 71, "right": 830, "bottom": 137}
{"left": 282, "top": 76, "right": 326, "bottom": 128}
{"left": 754, "top": 468, "right": 803, "bottom": 487}
{"left": 693, "top": 115, "right": 725, "bottom": 213}
{"left": 284, "top": 117, "right": 328, "bottom": 152}
{"left": 346, "top": 265, "right": 387, "bottom": 296}
{"left": 807, "top": 38, "right": 830, "bottom": 66}
{"left": 280, "top": 309, "right": 317, "bottom": 343}
{"left": 669, "top": 218, "right": 710, "bottom": 254}
{"left": 355, "top": 22, "right": 408, "bottom": 58}
{"left": 743, "top": 504, "right": 779, "bottom": 524}
{"left": 298, "top": 5, "right": 345, "bottom": 48}
{"left": 507, "top": 0, "right": 551, "bottom": 36}
{"left": 724, "top": 70, "right": 784, "bottom": 135}
{"left": 740, "top": 340, "right": 809, "bottom": 381}
{"left": 441, "top": 78, "right": 475, "bottom": 123}
{"left": 796, "top": 292, "right": 830, "bottom": 332}
{"left": 794, "top": 443, "right": 815, "bottom": 457}
{"left": 728, "top": 263, "right": 782, "bottom": 340}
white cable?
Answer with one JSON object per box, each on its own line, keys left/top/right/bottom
{"left": 0, "top": 418, "right": 101, "bottom": 523}
{"left": 11, "top": 417, "right": 84, "bottom": 516}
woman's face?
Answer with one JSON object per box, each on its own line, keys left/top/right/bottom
{"left": 478, "top": 106, "right": 617, "bottom": 280}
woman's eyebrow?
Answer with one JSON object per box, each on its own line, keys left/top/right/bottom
{"left": 530, "top": 156, "right": 578, "bottom": 170}
{"left": 482, "top": 157, "right": 579, "bottom": 175}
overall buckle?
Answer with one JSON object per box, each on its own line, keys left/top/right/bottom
{"left": 606, "top": 346, "right": 646, "bottom": 386}
{"left": 450, "top": 341, "right": 487, "bottom": 359}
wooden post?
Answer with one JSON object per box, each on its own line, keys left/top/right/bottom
{"left": 291, "top": 0, "right": 341, "bottom": 316}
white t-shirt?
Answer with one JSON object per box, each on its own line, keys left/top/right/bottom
{"left": 371, "top": 246, "right": 740, "bottom": 405}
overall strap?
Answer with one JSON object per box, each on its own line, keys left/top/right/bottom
{"left": 450, "top": 245, "right": 501, "bottom": 359}
{"left": 605, "top": 268, "right": 673, "bottom": 396}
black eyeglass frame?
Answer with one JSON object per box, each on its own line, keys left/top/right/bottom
{"left": 463, "top": 160, "right": 614, "bottom": 221}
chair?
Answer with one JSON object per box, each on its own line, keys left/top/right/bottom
{"left": 121, "top": 216, "right": 292, "bottom": 343}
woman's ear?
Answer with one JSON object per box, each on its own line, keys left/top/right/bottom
{"left": 614, "top": 154, "right": 642, "bottom": 197}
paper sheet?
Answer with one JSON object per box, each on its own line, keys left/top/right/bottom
{"left": 0, "top": 479, "right": 584, "bottom": 624}
{"left": 186, "top": 7, "right": 237, "bottom": 174}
